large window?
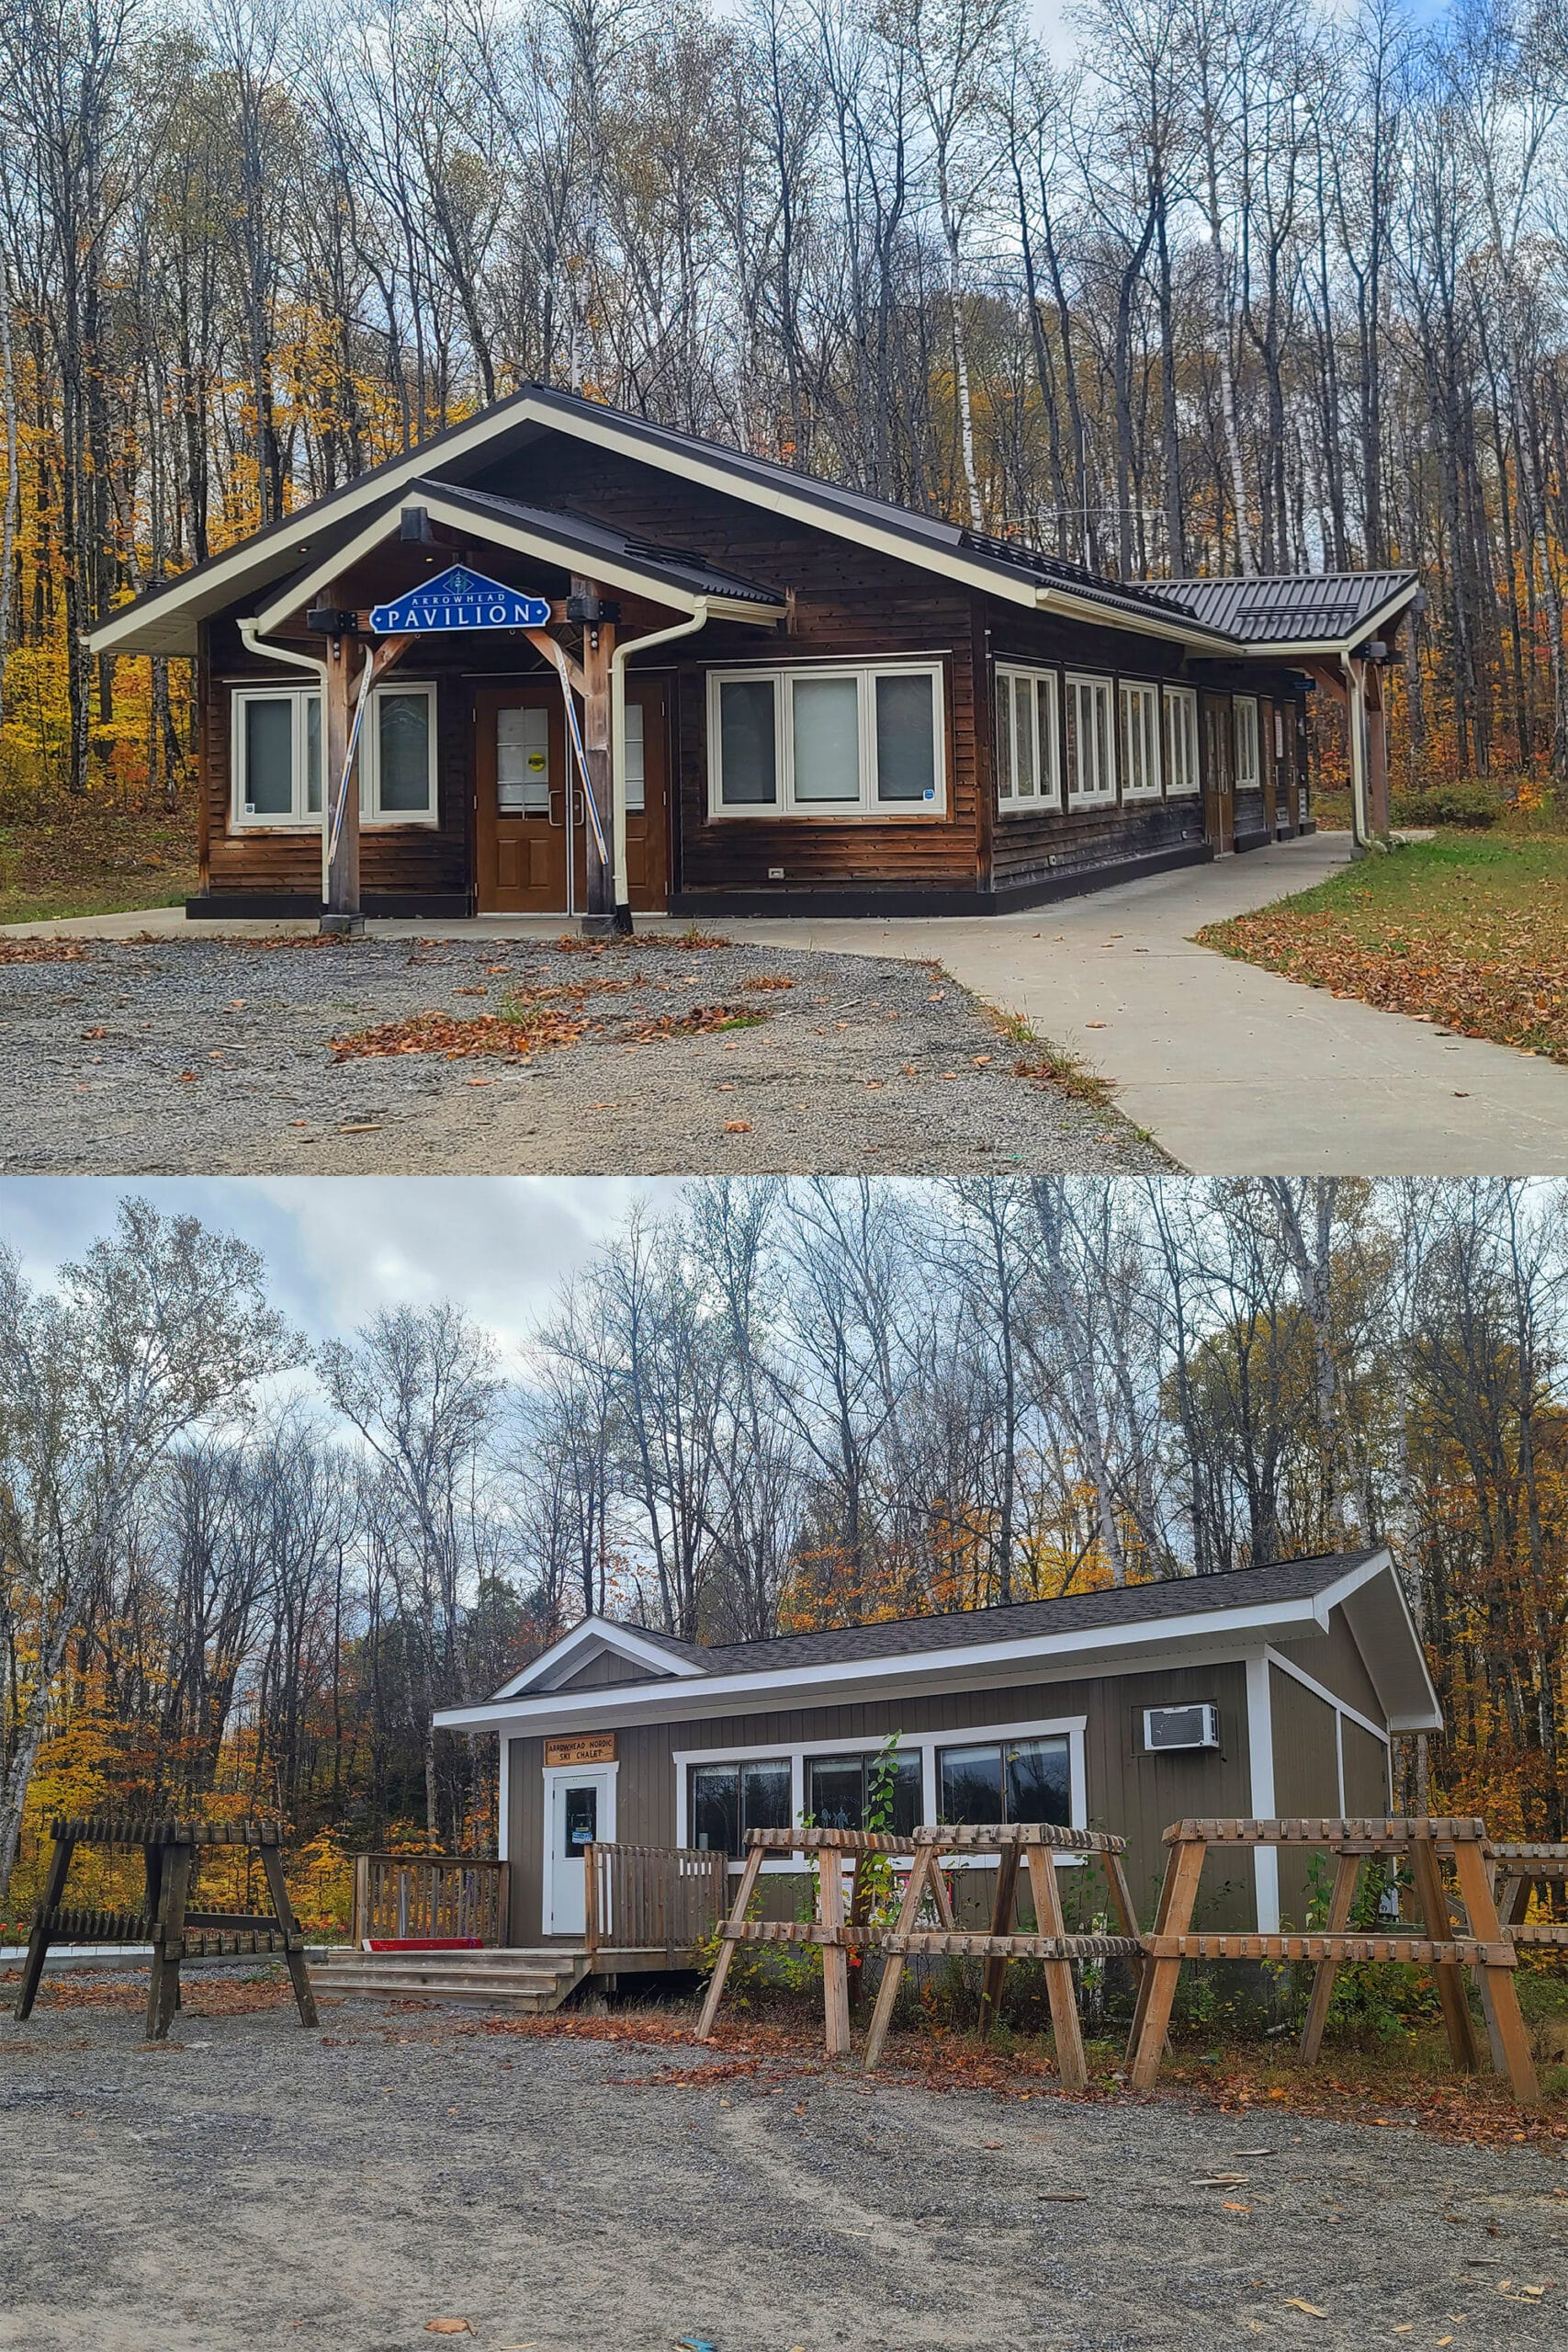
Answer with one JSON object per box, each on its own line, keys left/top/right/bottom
{"left": 690, "top": 1758, "right": 792, "bottom": 1860}
{"left": 625, "top": 699, "right": 646, "bottom": 813}
{"left": 1118, "top": 681, "right": 1162, "bottom": 799}
{"left": 231, "top": 681, "right": 436, "bottom": 828}
{"left": 807, "top": 1750, "right": 922, "bottom": 1837}
{"left": 938, "top": 1736, "right": 1072, "bottom": 1829}
{"left": 1234, "top": 695, "right": 1261, "bottom": 789}
{"left": 1065, "top": 673, "right": 1116, "bottom": 804}
{"left": 708, "top": 664, "right": 945, "bottom": 817}
{"left": 1164, "top": 686, "right": 1200, "bottom": 797}
{"left": 995, "top": 664, "right": 1061, "bottom": 812}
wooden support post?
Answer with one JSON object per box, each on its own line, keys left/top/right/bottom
{"left": 695, "top": 1845, "right": 764, "bottom": 2041}
{"left": 574, "top": 578, "right": 616, "bottom": 933}
{"left": 819, "top": 1847, "right": 852, "bottom": 2058}
{"left": 1102, "top": 1849, "right": 1147, "bottom": 2006}
{"left": 14, "top": 1826, "right": 76, "bottom": 2020}
{"left": 1364, "top": 658, "right": 1391, "bottom": 837}
{"left": 977, "top": 1842, "right": 1021, "bottom": 2038}
{"left": 321, "top": 617, "right": 359, "bottom": 933}
{"left": 863, "top": 1849, "right": 936, "bottom": 2071}
{"left": 147, "top": 1840, "right": 193, "bottom": 2041}
{"left": 259, "top": 1838, "right": 319, "bottom": 2029}
{"left": 1450, "top": 1840, "right": 1539, "bottom": 2105}
{"left": 351, "top": 1853, "right": 368, "bottom": 1950}
{"left": 1127, "top": 1836, "right": 1206, "bottom": 2092}
{"left": 1299, "top": 1849, "right": 1361, "bottom": 2064}
{"left": 1026, "top": 1848, "right": 1088, "bottom": 2091}
{"left": 1409, "top": 1828, "right": 1480, "bottom": 2075}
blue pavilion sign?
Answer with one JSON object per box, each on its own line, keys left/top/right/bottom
{"left": 369, "top": 565, "right": 550, "bottom": 634}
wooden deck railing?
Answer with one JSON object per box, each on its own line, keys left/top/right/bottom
{"left": 584, "top": 1843, "right": 729, "bottom": 1960}
{"left": 350, "top": 1854, "right": 510, "bottom": 1947}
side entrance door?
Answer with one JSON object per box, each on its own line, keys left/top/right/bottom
{"left": 1201, "top": 694, "right": 1235, "bottom": 854}
{"left": 475, "top": 684, "right": 570, "bottom": 914}
{"left": 565, "top": 677, "right": 671, "bottom": 914}
{"left": 544, "top": 1764, "right": 616, "bottom": 1938}
{"left": 1258, "top": 697, "right": 1278, "bottom": 834}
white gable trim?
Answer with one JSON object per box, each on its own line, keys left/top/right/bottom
{"left": 492, "top": 1616, "right": 707, "bottom": 1699}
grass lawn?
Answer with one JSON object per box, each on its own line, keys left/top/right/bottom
{"left": 1200, "top": 831, "right": 1568, "bottom": 1065}
{"left": 0, "top": 793, "right": 197, "bottom": 926}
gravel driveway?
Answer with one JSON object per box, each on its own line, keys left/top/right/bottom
{"left": 5, "top": 1979, "right": 1566, "bottom": 2351}
{"left": 0, "top": 933, "right": 1166, "bottom": 1175}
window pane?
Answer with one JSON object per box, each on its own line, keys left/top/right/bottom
{"left": 692, "top": 1766, "right": 740, "bottom": 1859}
{"left": 625, "top": 700, "right": 645, "bottom": 814}
{"left": 740, "top": 1758, "right": 791, "bottom": 1836}
{"left": 718, "top": 678, "right": 778, "bottom": 804}
{"left": 243, "top": 697, "right": 295, "bottom": 815}
{"left": 793, "top": 675, "right": 861, "bottom": 802}
{"left": 1012, "top": 677, "right": 1035, "bottom": 797}
{"left": 1006, "top": 1738, "right": 1071, "bottom": 1826}
{"left": 498, "top": 705, "right": 550, "bottom": 813}
{"left": 995, "top": 675, "right": 1013, "bottom": 799}
{"left": 875, "top": 673, "right": 935, "bottom": 801}
{"left": 807, "top": 1755, "right": 865, "bottom": 1831}
{"left": 378, "top": 691, "right": 431, "bottom": 812}
{"left": 939, "top": 1743, "right": 1005, "bottom": 1826}
{"left": 305, "top": 695, "right": 322, "bottom": 814}
{"left": 890, "top": 1754, "right": 923, "bottom": 1837}
{"left": 1036, "top": 677, "right": 1056, "bottom": 798}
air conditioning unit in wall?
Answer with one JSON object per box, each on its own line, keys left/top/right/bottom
{"left": 1143, "top": 1703, "right": 1222, "bottom": 1754}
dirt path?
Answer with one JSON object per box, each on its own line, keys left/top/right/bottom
{"left": 0, "top": 933, "right": 1165, "bottom": 1176}
{"left": 6, "top": 1986, "right": 1566, "bottom": 2350}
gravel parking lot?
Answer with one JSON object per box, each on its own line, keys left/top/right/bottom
{"left": 5, "top": 1978, "right": 1566, "bottom": 2351}
{"left": 0, "top": 932, "right": 1166, "bottom": 1176}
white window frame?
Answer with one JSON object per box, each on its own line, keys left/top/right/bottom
{"left": 1234, "top": 694, "right": 1261, "bottom": 790}
{"left": 231, "top": 679, "right": 438, "bottom": 831}
{"left": 1118, "top": 679, "right": 1163, "bottom": 800}
{"left": 1064, "top": 673, "right": 1116, "bottom": 806}
{"left": 1163, "top": 684, "right": 1201, "bottom": 797}
{"left": 360, "top": 679, "right": 439, "bottom": 827}
{"left": 994, "top": 662, "right": 1062, "bottom": 814}
{"left": 231, "top": 683, "right": 321, "bottom": 831}
{"left": 673, "top": 1714, "right": 1087, "bottom": 1873}
{"left": 706, "top": 662, "right": 947, "bottom": 820}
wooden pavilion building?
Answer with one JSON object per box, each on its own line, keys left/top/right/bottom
{"left": 88, "top": 386, "right": 1420, "bottom": 928}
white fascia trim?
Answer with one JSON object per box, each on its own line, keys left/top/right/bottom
{"left": 1035, "top": 583, "right": 1234, "bottom": 654}
{"left": 1263, "top": 1647, "right": 1390, "bottom": 1747}
{"left": 1245, "top": 1653, "right": 1280, "bottom": 1934}
{"left": 434, "top": 1595, "right": 1337, "bottom": 1736}
{"left": 491, "top": 1616, "right": 708, "bottom": 1699}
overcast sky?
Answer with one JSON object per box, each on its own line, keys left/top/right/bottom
{"left": 0, "top": 1178, "right": 683, "bottom": 1368}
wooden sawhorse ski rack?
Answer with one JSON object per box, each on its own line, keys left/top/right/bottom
{"left": 13, "top": 1815, "right": 319, "bottom": 2040}
{"left": 696, "top": 1826, "right": 917, "bottom": 2055}
{"left": 1125, "top": 1815, "right": 1538, "bottom": 2105}
{"left": 863, "top": 1823, "right": 1145, "bottom": 2086}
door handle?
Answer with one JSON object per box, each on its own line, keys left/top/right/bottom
{"left": 547, "top": 786, "right": 564, "bottom": 829}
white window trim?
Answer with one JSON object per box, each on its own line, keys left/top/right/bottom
{"left": 994, "top": 662, "right": 1062, "bottom": 814}
{"left": 1234, "top": 693, "right": 1261, "bottom": 790}
{"left": 673, "top": 1713, "right": 1088, "bottom": 1873}
{"left": 706, "top": 661, "right": 947, "bottom": 820}
{"left": 230, "top": 678, "right": 439, "bottom": 831}
{"left": 1118, "top": 678, "right": 1163, "bottom": 799}
{"left": 1065, "top": 672, "right": 1117, "bottom": 807}
{"left": 1163, "top": 684, "right": 1201, "bottom": 797}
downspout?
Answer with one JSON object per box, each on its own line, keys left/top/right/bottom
{"left": 240, "top": 618, "right": 332, "bottom": 899}
{"left": 610, "top": 598, "right": 711, "bottom": 931}
{"left": 1340, "top": 650, "right": 1369, "bottom": 852}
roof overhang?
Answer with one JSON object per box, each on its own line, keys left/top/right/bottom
{"left": 435, "top": 1552, "right": 1433, "bottom": 1740}
{"left": 1217, "top": 580, "right": 1423, "bottom": 665}
{"left": 1031, "top": 583, "right": 1236, "bottom": 652}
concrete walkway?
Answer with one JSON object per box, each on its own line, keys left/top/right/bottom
{"left": 8, "top": 833, "right": 1564, "bottom": 1172}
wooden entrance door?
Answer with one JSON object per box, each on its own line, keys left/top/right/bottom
{"left": 1258, "top": 697, "right": 1278, "bottom": 834}
{"left": 564, "top": 676, "right": 670, "bottom": 913}
{"left": 475, "top": 684, "right": 569, "bottom": 914}
{"left": 1201, "top": 694, "right": 1235, "bottom": 854}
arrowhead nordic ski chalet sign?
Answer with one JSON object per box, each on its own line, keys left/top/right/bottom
{"left": 368, "top": 565, "right": 551, "bottom": 634}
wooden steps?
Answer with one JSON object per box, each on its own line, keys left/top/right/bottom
{"left": 309, "top": 1946, "right": 592, "bottom": 2015}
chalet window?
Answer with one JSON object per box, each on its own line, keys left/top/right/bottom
{"left": 690, "top": 1757, "right": 792, "bottom": 1860}
{"left": 231, "top": 681, "right": 435, "bottom": 828}
{"left": 937, "top": 1736, "right": 1072, "bottom": 1828}
{"left": 994, "top": 664, "right": 1061, "bottom": 812}
{"left": 1234, "top": 695, "right": 1261, "bottom": 789}
{"left": 1163, "top": 686, "right": 1201, "bottom": 796}
{"left": 1118, "top": 681, "right": 1162, "bottom": 799}
{"left": 806, "top": 1751, "right": 922, "bottom": 1836}
{"left": 1064, "top": 673, "right": 1116, "bottom": 805}
{"left": 708, "top": 664, "right": 945, "bottom": 817}
{"left": 625, "top": 699, "right": 645, "bottom": 814}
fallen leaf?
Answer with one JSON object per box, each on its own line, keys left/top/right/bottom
{"left": 178, "top": 1070, "right": 197, "bottom": 1081}
{"left": 1284, "top": 2300, "right": 1328, "bottom": 2317}
{"left": 724, "top": 1120, "right": 752, "bottom": 1133}
{"left": 971, "top": 1054, "right": 993, "bottom": 1065}
{"left": 1085, "top": 1020, "right": 1107, "bottom": 1029}
{"left": 424, "top": 2324, "right": 471, "bottom": 2337}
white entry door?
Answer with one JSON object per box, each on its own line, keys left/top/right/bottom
{"left": 544, "top": 1765, "right": 616, "bottom": 1937}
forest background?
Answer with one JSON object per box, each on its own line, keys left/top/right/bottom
{"left": 1, "top": 1174, "right": 1563, "bottom": 1932}
{"left": 2, "top": 0, "right": 1568, "bottom": 910}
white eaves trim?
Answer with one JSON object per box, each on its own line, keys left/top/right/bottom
{"left": 491, "top": 1614, "right": 708, "bottom": 1698}
{"left": 440, "top": 1553, "right": 1411, "bottom": 1736}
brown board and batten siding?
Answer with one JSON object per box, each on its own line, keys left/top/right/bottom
{"left": 1271, "top": 1606, "right": 1386, "bottom": 1725}
{"left": 503, "top": 1660, "right": 1256, "bottom": 1946}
